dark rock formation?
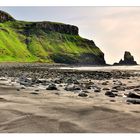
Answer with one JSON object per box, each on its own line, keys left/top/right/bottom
{"left": 113, "top": 51, "right": 137, "bottom": 65}
{"left": 24, "top": 21, "right": 78, "bottom": 35}
{"left": 0, "top": 11, "right": 15, "bottom": 22}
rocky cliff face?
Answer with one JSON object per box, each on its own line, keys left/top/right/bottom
{"left": 31, "top": 22, "right": 79, "bottom": 35}
{"left": 0, "top": 11, "right": 15, "bottom": 22}
{"left": 114, "top": 51, "right": 137, "bottom": 65}
{"left": 0, "top": 10, "right": 106, "bottom": 65}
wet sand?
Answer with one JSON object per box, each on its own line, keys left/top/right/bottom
{"left": 0, "top": 79, "right": 140, "bottom": 133}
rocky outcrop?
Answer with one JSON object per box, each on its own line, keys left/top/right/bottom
{"left": 34, "top": 22, "right": 78, "bottom": 35}
{"left": 24, "top": 21, "right": 78, "bottom": 36}
{"left": 0, "top": 11, "right": 15, "bottom": 22}
{"left": 113, "top": 51, "right": 137, "bottom": 65}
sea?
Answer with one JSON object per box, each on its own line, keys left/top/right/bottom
{"left": 59, "top": 65, "right": 140, "bottom": 71}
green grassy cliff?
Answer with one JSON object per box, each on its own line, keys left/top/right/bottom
{"left": 0, "top": 10, "right": 106, "bottom": 65}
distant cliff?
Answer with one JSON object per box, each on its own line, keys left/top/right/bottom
{"left": 0, "top": 10, "right": 106, "bottom": 65}
{"left": 113, "top": 51, "right": 137, "bottom": 65}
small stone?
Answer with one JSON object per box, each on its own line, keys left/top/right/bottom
{"left": 54, "top": 92, "right": 60, "bottom": 95}
{"left": 30, "top": 92, "right": 39, "bottom": 95}
{"left": 0, "top": 78, "right": 7, "bottom": 81}
{"left": 35, "top": 89, "right": 39, "bottom": 92}
{"left": 105, "top": 91, "right": 115, "bottom": 97}
{"left": 53, "top": 78, "right": 62, "bottom": 84}
{"left": 102, "top": 81, "right": 108, "bottom": 85}
{"left": 94, "top": 89, "right": 101, "bottom": 92}
{"left": 110, "top": 99, "right": 116, "bottom": 102}
{"left": 112, "top": 86, "right": 125, "bottom": 91}
{"left": 102, "top": 87, "right": 110, "bottom": 90}
{"left": 111, "top": 89, "right": 118, "bottom": 92}
{"left": 78, "top": 93, "right": 88, "bottom": 97}
{"left": 74, "top": 85, "right": 81, "bottom": 90}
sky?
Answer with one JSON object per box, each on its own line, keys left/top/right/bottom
{"left": 0, "top": 6, "right": 139, "bottom": 64}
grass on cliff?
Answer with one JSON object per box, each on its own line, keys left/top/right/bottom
{"left": 0, "top": 21, "right": 102, "bottom": 62}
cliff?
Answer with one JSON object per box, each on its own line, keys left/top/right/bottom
{"left": 0, "top": 10, "right": 106, "bottom": 65}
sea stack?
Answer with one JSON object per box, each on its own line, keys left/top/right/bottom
{"left": 113, "top": 51, "right": 137, "bottom": 65}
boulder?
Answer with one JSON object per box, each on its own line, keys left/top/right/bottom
{"left": 18, "top": 76, "right": 32, "bottom": 86}
{"left": 127, "top": 99, "right": 140, "bottom": 104}
{"left": 105, "top": 91, "right": 116, "bottom": 97}
{"left": 46, "top": 83, "right": 57, "bottom": 90}
{"left": 127, "top": 92, "right": 140, "bottom": 99}
{"left": 64, "top": 84, "right": 81, "bottom": 91}
{"left": 64, "top": 78, "right": 79, "bottom": 84}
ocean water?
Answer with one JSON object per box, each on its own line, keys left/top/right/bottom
{"left": 60, "top": 65, "right": 140, "bottom": 71}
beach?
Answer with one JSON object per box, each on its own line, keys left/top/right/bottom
{"left": 0, "top": 63, "right": 140, "bottom": 132}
